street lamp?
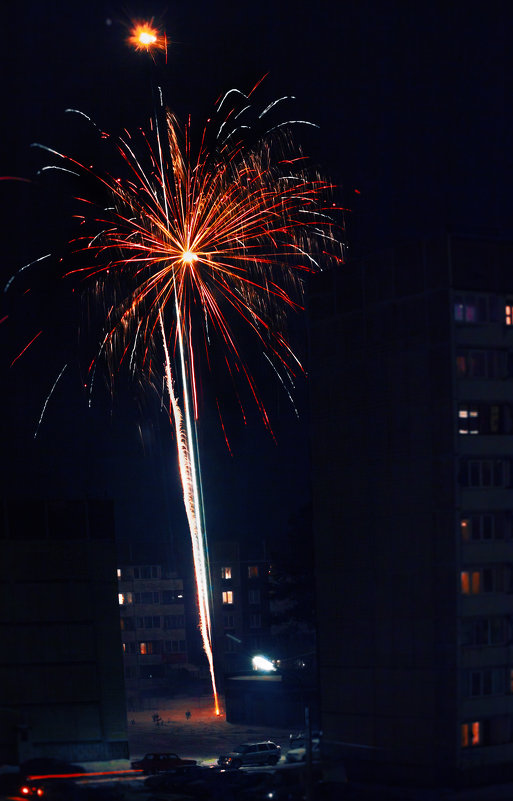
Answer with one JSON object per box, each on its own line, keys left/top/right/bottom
{"left": 252, "top": 655, "right": 276, "bottom": 672}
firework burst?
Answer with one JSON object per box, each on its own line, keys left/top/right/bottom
{"left": 21, "top": 87, "right": 344, "bottom": 713}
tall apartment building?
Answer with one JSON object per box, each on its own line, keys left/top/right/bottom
{"left": 117, "top": 563, "right": 190, "bottom": 708}
{"left": 210, "top": 541, "right": 272, "bottom": 681}
{"left": 309, "top": 235, "right": 513, "bottom": 785}
{"left": 0, "top": 498, "right": 128, "bottom": 765}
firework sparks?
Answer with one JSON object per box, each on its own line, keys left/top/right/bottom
{"left": 24, "top": 89, "right": 344, "bottom": 712}
{"left": 127, "top": 19, "right": 167, "bottom": 56}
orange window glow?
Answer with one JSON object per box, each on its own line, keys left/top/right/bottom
{"left": 461, "top": 723, "right": 469, "bottom": 748}
{"left": 471, "top": 571, "right": 481, "bottom": 594}
{"left": 506, "top": 305, "right": 513, "bottom": 325}
{"left": 471, "top": 721, "right": 480, "bottom": 745}
{"left": 461, "top": 572, "right": 470, "bottom": 594}
{"left": 461, "top": 519, "right": 470, "bottom": 541}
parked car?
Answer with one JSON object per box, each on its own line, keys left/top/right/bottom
{"left": 286, "top": 737, "right": 321, "bottom": 763}
{"left": 217, "top": 741, "right": 281, "bottom": 768}
{"left": 131, "top": 752, "right": 197, "bottom": 774}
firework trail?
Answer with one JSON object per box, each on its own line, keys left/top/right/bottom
{"left": 19, "top": 84, "right": 344, "bottom": 712}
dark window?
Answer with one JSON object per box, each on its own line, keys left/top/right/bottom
{"left": 162, "top": 590, "right": 183, "bottom": 603}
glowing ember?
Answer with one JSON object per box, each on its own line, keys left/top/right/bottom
{"left": 128, "top": 20, "right": 165, "bottom": 53}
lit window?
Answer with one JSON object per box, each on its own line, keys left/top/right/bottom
{"left": 461, "top": 724, "right": 469, "bottom": 748}
{"left": 506, "top": 303, "right": 513, "bottom": 326}
{"left": 460, "top": 571, "right": 481, "bottom": 594}
{"left": 222, "top": 591, "right": 234, "bottom": 605}
{"left": 458, "top": 404, "right": 479, "bottom": 434}
{"left": 221, "top": 567, "right": 232, "bottom": 580}
{"left": 461, "top": 721, "right": 480, "bottom": 748}
{"left": 139, "top": 641, "right": 161, "bottom": 655}
{"left": 248, "top": 565, "right": 259, "bottom": 578}
{"left": 118, "top": 592, "right": 133, "bottom": 605}
{"left": 117, "top": 568, "right": 122, "bottom": 578}
{"left": 461, "top": 518, "right": 470, "bottom": 542}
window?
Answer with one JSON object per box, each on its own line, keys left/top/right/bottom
{"left": 457, "top": 403, "right": 513, "bottom": 435}
{"left": 461, "top": 722, "right": 480, "bottom": 748}
{"left": 225, "top": 637, "right": 239, "bottom": 653}
{"left": 461, "top": 617, "right": 509, "bottom": 646}
{"left": 134, "top": 566, "right": 159, "bottom": 579}
{"left": 221, "top": 567, "right": 232, "bottom": 580}
{"left": 140, "top": 616, "right": 161, "bottom": 628}
{"left": 120, "top": 617, "right": 135, "bottom": 631}
{"left": 458, "top": 404, "right": 480, "bottom": 434}
{"left": 162, "top": 590, "right": 184, "bottom": 603}
{"left": 248, "top": 589, "right": 261, "bottom": 604}
{"left": 461, "top": 566, "right": 512, "bottom": 595}
{"left": 454, "top": 293, "right": 498, "bottom": 325}
{"left": 459, "top": 458, "right": 511, "bottom": 488}
{"left": 222, "top": 591, "right": 234, "bottom": 605}
{"left": 249, "top": 613, "right": 261, "bottom": 628}
{"left": 456, "top": 349, "right": 513, "bottom": 379}
{"left": 117, "top": 568, "right": 122, "bottom": 579}
{"left": 461, "top": 571, "right": 480, "bottom": 595}
{"left": 164, "top": 640, "right": 186, "bottom": 653}
{"left": 224, "top": 614, "right": 234, "bottom": 627}
{"left": 134, "top": 591, "right": 159, "bottom": 604}
{"left": 506, "top": 301, "right": 513, "bottom": 326}
{"left": 248, "top": 565, "right": 259, "bottom": 578}
{"left": 139, "top": 641, "right": 162, "bottom": 655}
{"left": 460, "top": 513, "right": 513, "bottom": 541}
{"left": 118, "top": 592, "right": 133, "bottom": 605}
{"left": 163, "top": 614, "right": 185, "bottom": 629}
{"left": 462, "top": 668, "right": 506, "bottom": 697}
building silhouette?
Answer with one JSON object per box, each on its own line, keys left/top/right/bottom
{"left": 0, "top": 498, "right": 128, "bottom": 765}
{"left": 309, "top": 235, "right": 513, "bottom": 785}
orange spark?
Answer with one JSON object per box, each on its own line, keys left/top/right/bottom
{"left": 127, "top": 19, "right": 166, "bottom": 54}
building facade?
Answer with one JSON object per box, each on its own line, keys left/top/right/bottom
{"left": 117, "top": 564, "right": 191, "bottom": 708}
{"left": 210, "top": 541, "right": 272, "bottom": 681}
{"left": 0, "top": 498, "right": 128, "bottom": 765}
{"left": 309, "top": 235, "right": 513, "bottom": 785}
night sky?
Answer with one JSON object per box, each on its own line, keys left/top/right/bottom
{"left": 2, "top": 1, "right": 513, "bottom": 555}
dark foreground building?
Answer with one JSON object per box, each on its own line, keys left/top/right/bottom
{"left": 309, "top": 235, "right": 513, "bottom": 785}
{"left": 0, "top": 498, "right": 128, "bottom": 765}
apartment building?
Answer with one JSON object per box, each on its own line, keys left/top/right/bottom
{"left": 309, "top": 235, "right": 513, "bottom": 784}
{"left": 117, "top": 563, "right": 190, "bottom": 708}
{"left": 0, "top": 498, "right": 128, "bottom": 764}
{"left": 210, "top": 541, "right": 272, "bottom": 681}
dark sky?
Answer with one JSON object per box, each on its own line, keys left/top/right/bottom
{"left": 2, "top": 1, "right": 513, "bottom": 553}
